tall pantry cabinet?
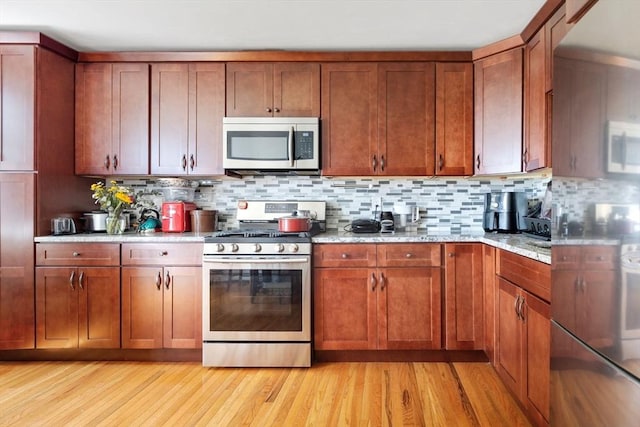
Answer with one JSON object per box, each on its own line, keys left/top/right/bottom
{"left": 0, "top": 36, "right": 96, "bottom": 349}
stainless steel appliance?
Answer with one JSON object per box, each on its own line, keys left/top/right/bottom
{"left": 222, "top": 117, "right": 320, "bottom": 175}
{"left": 202, "top": 200, "right": 326, "bottom": 367}
{"left": 551, "top": 1, "right": 640, "bottom": 424}
{"left": 51, "top": 217, "right": 76, "bottom": 235}
{"left": 482, "top": 191, "right": 527, "bottom": 233}
{"left": 607, "top": 121, "right": 640, "bottom": 175}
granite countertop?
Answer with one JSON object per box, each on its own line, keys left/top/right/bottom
{"left": 35, "top": 230, "right": 553, "bottom": 264}
{"left": 313, "top": 231, "right": 552, "bottom": 264}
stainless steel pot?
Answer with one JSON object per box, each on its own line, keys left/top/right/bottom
{"left": 82, "top": 211, "right": 108, "bottom": 232}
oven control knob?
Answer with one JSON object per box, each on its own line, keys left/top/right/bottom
{"left": 253, "top": 243, "right": 262, "bottom": 252}
{"left": 231, "top": 243, "right": 239, "bottom": 253}
{"left": 289, "top": 244, "right": 299, "bottom": 253}
{"left": 275, "top": 243, "right": 285, "bottom": 253}
{"left": 216, "top": 243, "right": 224, "bottom": 252}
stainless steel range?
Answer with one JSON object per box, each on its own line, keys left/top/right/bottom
{"left": 202, "top": 200, "right": 325, "bottom": 367}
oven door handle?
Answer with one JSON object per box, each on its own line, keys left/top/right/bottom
{"left": 203, "top": 256, "right": 308, "bottom": 264}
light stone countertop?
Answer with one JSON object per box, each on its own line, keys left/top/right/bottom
{"left": 35, "top": 230, "right": 554, "bottom": 264}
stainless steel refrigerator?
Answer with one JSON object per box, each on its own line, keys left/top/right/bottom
{"left": 552, "top": 1, "right": 640, "bottom": 425}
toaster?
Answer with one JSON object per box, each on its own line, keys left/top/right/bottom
{"left": 161, "top": 201, "right": 197, "bottom": 232}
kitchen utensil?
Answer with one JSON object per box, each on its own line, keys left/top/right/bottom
{"left": 380, "top": 211, "right": 394, "bottom": 233}
{"left": 51, "top": 217, "right": 76, "bottom": 235}
{"left": 82, "top": 211, "right": 108, "bottom": 232}
{"left": 190, "top": 209, "right": 218, "bottom": 233}
{"left": 278, "top": 211, "right": 312, "bottom": 233}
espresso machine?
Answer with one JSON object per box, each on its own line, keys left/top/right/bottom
{"left": 483, "top": 192, "right": 527, "bottom": 233}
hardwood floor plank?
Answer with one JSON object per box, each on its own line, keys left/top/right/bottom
{"left": 0, "top": 361, "right": 530, "bottom": 426}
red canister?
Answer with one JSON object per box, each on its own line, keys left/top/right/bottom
{"left": 161, "top": 201, "right": 197, "bottom": 232}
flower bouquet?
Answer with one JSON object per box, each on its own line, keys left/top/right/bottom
{"left": 90, "top": 181, "right": 135, "bottom": 234}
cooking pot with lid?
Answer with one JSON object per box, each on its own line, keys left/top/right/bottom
{"left": 82, "top": 211, "right": 108, "bottom": 232}
{"left": 278, "top": 211, "right": 312, "bottom": 233}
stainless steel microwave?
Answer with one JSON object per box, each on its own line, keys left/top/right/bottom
{"left": 222, "top": 117, "right": 320, "bottom": 174}
{"left": 607, "top": 121, "right": 640, "bottom": 174}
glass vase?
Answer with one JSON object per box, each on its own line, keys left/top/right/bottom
{"left": 105, "top": 213, "right": 126, "bottom": 235}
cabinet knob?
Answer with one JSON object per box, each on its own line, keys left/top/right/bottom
{"left": 341, "top": 253, "right": 348, "bottom": 259}
{"left": 405, "top": 253, "right": 412, "bottom": 258}
{"left": 448, "top": 253, "right": 455, "bottom": 257}
{"left": 72, "top": 252, "right": 80, "bottom": 257}
{"left": 160, "top": 251, "right": 168, "bottom": 256}
{"left": 266, "top": 107, "right": 272, "bottom": 113}
{"left": 274, "top": 107, "right": 280, "bottom": 113}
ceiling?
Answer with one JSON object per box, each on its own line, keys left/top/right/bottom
{"left": 0, "top": 0, "right": 545, "bottom": 53}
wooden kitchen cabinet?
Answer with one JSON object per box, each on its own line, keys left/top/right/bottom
{"left": 313, "top": 243, "right": 442, "bottom": 350}
{"left": 444, "top": 243, "right": 484, "bottom": 350}
{"left": 75, "top": 62, "right": 150, "bottom": 175}
{"left": 552, "top": 55, "right": 607, "bottom": 178}
{"left": 35, "top": 243, "right": 121, "bottom": 349}
{"left": 0, "top": 174, "right": 35, "bottom": 349}
{"left": 435, "top": 62, "right": 474, "bottom": 176}
{"left": 552, "top": 245, "right": 616, "bottom": 350}
{"left": 226, "top": 62, "right": 320, "bottom": 117}
{"left": 0, "top": 45, "right": 34, "bottom": 171}
{"left": 524, "top": 29, "right": 549, "bottom": 172}
{"left": 607, "top": 64, "right": 640, "bottom": 124}
{"left": 495, "top": 249, "right": 550, "bottom": 427}
{"left": 150, "top": 63, "right": 225, "bottom": 175}
{"left": 474, "top": 48, "right": 523, "bottom": 175}
{"left": 121, "top": 243, "right": 202, "bottom": 349}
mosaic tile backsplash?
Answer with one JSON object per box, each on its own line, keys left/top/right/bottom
{"left": 118, "top": 173, "right": 551, "bottom": 234}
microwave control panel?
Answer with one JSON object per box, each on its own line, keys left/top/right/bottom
{"left": 295, "top": 131, "right": 315, "bottom": 160}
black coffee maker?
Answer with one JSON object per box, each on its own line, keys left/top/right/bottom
{"left": 483, "top": 192, "right": 527, "bottom": 233}
{"left": 380, "top": 211, "right": 394, "bottom": 233}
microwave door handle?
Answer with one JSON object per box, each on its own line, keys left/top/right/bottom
{"left": 289, "top": 126, "right": 295, "bottom": 167}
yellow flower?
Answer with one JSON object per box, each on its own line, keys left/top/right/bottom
{"left": 91, "top": 181, "right": 136, "bottom": 216}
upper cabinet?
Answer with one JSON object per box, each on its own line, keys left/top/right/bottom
{"left": 607, "top": 64, "right": 640, "bottom": 124}
{"left": 474, "top": 48, "right": 523, "bottom": 175}
{"left": 0, "top": 46, "right": 35, "bottom": 171}
{"left": 322, "top": 61, "right": 472, "bottom": 176}
{"left": 150, "top": 63, "right": 225, "bottom": 175}
{"left": 524, "top": 29, "right": 549, "bottom": 172}
{"left": 435, "top": 62, "right": 474, "bottom": 176}
{"left": 75, "top": 63, "right": 150, "bottom": 175}
{"left": 226, "top": 62, "right": 320, "bottom": 117}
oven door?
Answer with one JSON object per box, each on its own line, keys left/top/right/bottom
{"left": 202, "top": 255, "right": 310, "bottom": 342}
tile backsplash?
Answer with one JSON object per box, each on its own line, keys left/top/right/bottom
{"left": 119, "top": 173, "right": 551, "bottom": 234}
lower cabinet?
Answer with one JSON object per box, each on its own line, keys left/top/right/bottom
{"left": 495, "top": 250, "right": 550, "bottom": 427}
{"left": 35, "top": 243, "right": 121, "bottom": 349}
{"left": 313, "top": 243, "right": 442, "bottom": 350}
{"left": 121, "top": 243, "right": 202, "bottom": 349}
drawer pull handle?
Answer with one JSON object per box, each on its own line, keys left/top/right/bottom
{"left": 405, "top": 253, "right": 412, "bottom": 258}
{"left": 160, "top": 251, "right": 168, "bottom": 256}
{"left": 156, "top": 272, "right": 162, "bottom": 290}
{"left": 448, "top": 252, "right": 455, "bottom": 258}
{"left": 69, "top": 271, "right": 75, "bottom": 290}
{"left": 341, "top": 253, "right": 348, "bottom": 259}
{"left": 72, "top": 252, "right": 80, "bottom": 257}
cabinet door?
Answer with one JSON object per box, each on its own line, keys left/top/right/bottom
{"left": 474, "top": 48, "right": 523, "bottom": 174}
{"left": 579, "top": 270, "right": 616, "bottom": 348}
{"left": 496, "top": 277, "right": 523, "bottom": 399}
{"left": 524, "top": 29, "right": 549, "bottom": 171}
{"left": 188, "top": 63, "right": 225, "bottom": 175}
{"left": 273, "top": 63, "right": 320, "bottom": 117}
{"left": 151, "top": 63, "right": 190, "bottom": 175}
{"left": 0, "top": 45, "right": 35, "bottom": 171}
{"left": 35, "top": 267, "right": 78, "bottom": 349}
{"left": 112, "top": 63, "right": 149, "bottom": 175}
{"left": 435, "top": 62, "right": 473, "bottom": 176}
{"left": 0, "top": 173, "right": 35, "bottom": 349}
{"left": 444, "top": 243, "right": 484, "bottom": 350}
{"left": 321, "top": 63, "right": 378, "bottom": 176}
{"left": 226, "top": 63, "right": 273, "bottom": 117}
{"left": 163, "top": 266, "right": 202, "bottom": 349}
{"left": 379, "top": 267, "right": 442, "bottom": 350}
{"left": 607, "top": 65, "right": 640, "bottom": 123}
{"left": 378, "top": 62, "right": 435, "bottom": 176}
{"left": 523, "top": 290, "right": 550, "bottom": 425}
{"left": 313, "top": 268, "right": 377, "bottom": 350}
{"left": 78, "top": 267, "right": 120, "bottom": 349}
{"left": 121, "top": 267, "right": 164, "bottom": 349}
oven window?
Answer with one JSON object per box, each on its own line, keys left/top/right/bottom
{"left": 623, "top": 270, "right": 640, "bottom": 334}
{"left": 208, "top": 268, "right": 302, "bottom": 332}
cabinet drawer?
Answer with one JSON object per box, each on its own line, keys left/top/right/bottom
{"left": 498, "top": 250, "right": 551, "bottom": 302}
{"left": 552, "top": 246, "right": 581, "bottom": 270}
{"left": 121, "top": 243, "right": 203, "bottom": 266}
{"left": 313, "top": 244, "right": 376, "bottom": 268}
{"left": 377, "top": 243, "right": 441, "bottom": 267}
{"left": 582, "top": 246, "right": 617, "bottom": 270}
{"left": 36, "top": 243, "right": 120, "bottom": 266}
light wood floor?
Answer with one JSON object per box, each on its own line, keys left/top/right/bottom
{"left": 0, "top": 361, "right": 531, "bottom": 426}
